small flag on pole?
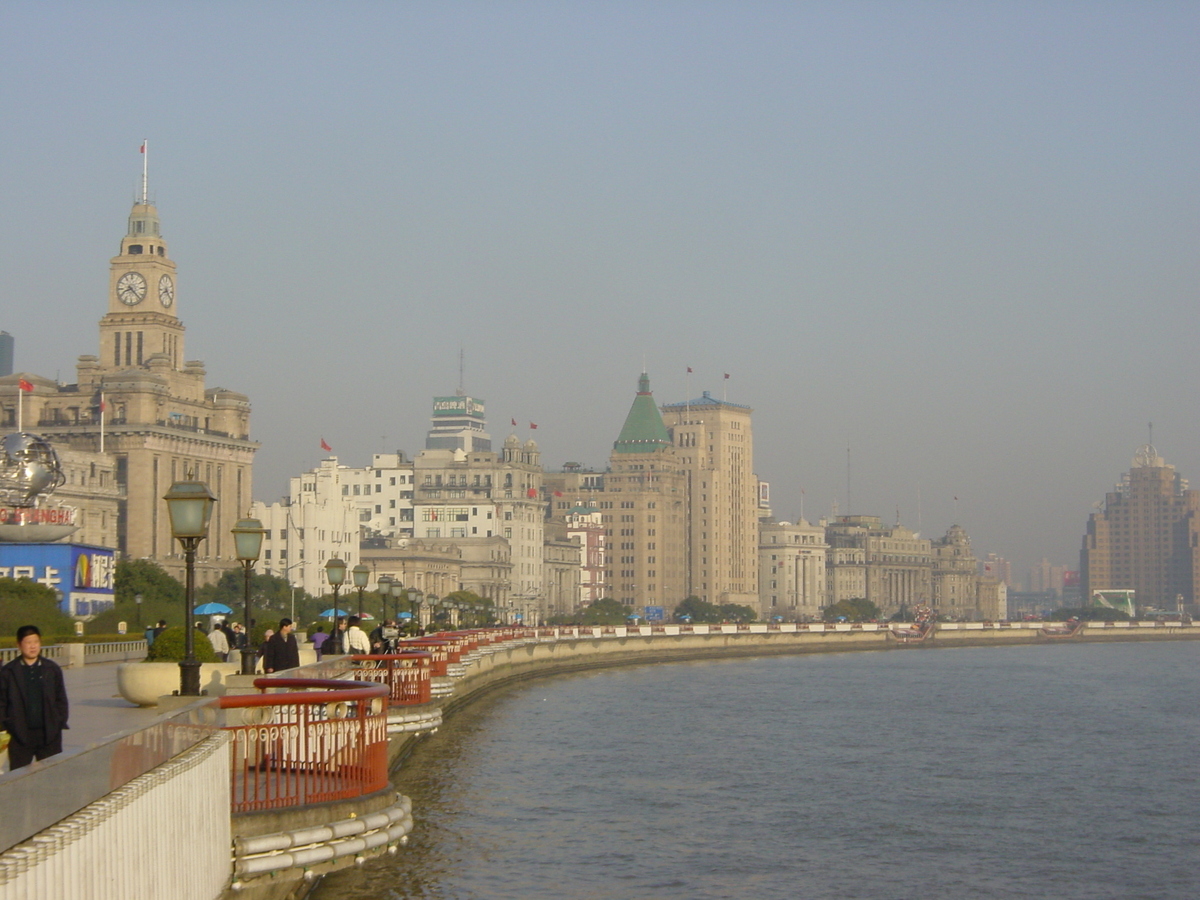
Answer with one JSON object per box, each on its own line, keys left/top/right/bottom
{"left": 140, "top": 142, "right": 146, "bottom": 154}
{"left": 320, "top": 438, "right": 332, "bottom": 452}
{"left": 511, "top": 418, "right": 517, "bottom": 427}
{"left": 527, "top": 487, "right": 538, "bottom": 498}
{"left": 18, "top": 378, "right": 34, "bottom": 392}
{"left": 724, "top": 373, "right": 730, "bottom": 380}
{"left": 687, "top": 366, "right": 693, "bottom": 373}
{"left": 529, "top": 422, "right": 538, "bottom": 430}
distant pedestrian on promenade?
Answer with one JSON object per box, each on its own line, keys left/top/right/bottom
{"left": 262, "top": 618, "right": 300, "bottom": 673}
{"left": 0, "top": 626, "right": 69, "bottom": 769}
{"left": 325, "top": 618, "right": 347, "bottom": 655}
{"left": 208, "top": 624, "right": 229, "bottom": 662}
{"left": 151, "top": 620, "right": 167, "bottom": 644}
{"left": 311, "top": 627, "right": 328, "bottom": 660}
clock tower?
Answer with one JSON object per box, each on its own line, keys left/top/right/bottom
{"left": 100, "top": 198, "right": 184, "bottom": 370}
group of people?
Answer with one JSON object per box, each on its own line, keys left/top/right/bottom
{"left": 309, "top": 616, "right": 404, "bottom": 659}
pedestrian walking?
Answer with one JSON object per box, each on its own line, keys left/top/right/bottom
{"left": 0, "top": 626, "right": 69, "bottom": 769}
{"left": 262, "top": 618, "right": 300, "bottom": 673}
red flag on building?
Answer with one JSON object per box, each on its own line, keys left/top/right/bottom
{"left": 687, "top": 366, "right": 693, "bottom": 373}
{"left": 724, "top": 372, "right": 730, "bottom": 380}
{"left": 529, "top": 422, "right": 538, "bottom": 429}
{"left": 511, "top": 418, "right": 517, "bottom": 426}
{"left": 527, "top": 487, "right": 538, "bottom": 498}
{"left": 554, "top": 491, "right": 563, "bottom": 497}
{"left": 320, "top": 438, "right": 332, "bottom": 452}
{"left": 18, "top": 378, "right": 34, "bottom": 392}
{"left": 140, "top": 142, "right": 146, "bottom": 154}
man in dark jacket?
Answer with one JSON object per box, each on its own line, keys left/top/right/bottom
{"left": 0, "top": 625, "right": 69, "bottom": 769}
{"left": 262, "top": 618, "right": 300, "bottom": 674}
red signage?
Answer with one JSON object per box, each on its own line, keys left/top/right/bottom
{"left": 0, "top": 507, "right": 77, "bottom": 526}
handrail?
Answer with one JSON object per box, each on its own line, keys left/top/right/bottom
{"left": 217, "top": 677, "right": 390, "bottom": 813}
{"left": 347, "top": 654, "right": 434, "bottom": 706}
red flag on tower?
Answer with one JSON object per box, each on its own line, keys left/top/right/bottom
{"left": 724, "top": 372, "right": 730, "bottom": 380}
{"left": 511, "top": 418, "right": 517, "bottom": 427}
{"left": 529, "top": 422, "right": 538, "bottom": 429}
{"left": 687, "top": 366, "right": 693, "bottom": 373}
{"left": 140, "top": 142, "right": 145, "bottom": 154}
{"left": 18, "top": 379, "right": 33, "bottom": 392}
{"left": 320, "top": 438, "right": 332, "bottom": 452}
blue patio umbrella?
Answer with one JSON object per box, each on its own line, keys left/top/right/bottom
{"left": 319, "top": 608, "right": 349, "bottom": 618}
{"left": 193, "top": 602, "right": 233, "bottom": 615}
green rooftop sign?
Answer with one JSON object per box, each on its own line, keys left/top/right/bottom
{"left": 432, "top": 397, "right": 485, "bottom": 419}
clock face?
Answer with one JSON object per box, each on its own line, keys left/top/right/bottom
{"left": 117, "top": 272, "right": 147, "bottom": 305}
{"left": 158, "top": 274, "right": 175, "bottom": 307}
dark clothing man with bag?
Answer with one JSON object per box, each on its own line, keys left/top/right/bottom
{"left": 0, "top": 625, "right": 69, "bottom": 769}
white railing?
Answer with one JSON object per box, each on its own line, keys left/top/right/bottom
{"left": 0, "top": 730, "right": 230, "bottom": 900}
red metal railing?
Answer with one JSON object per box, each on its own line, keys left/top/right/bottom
{"left": 218, "top": 677, "right": 390, "bottom": 813}
{"left": 348, "top": 653, "right": 433, "bottom": 705}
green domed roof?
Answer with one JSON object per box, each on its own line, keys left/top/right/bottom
{"left": 613, "top": 373, "right": 673, "bottom": 454}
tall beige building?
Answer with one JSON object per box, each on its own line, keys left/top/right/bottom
{"left": 825, "top": 515, "right": 932, "bottom": 617}
{"left": 604, "top": 373, "right": 687, "bottom": 609}
{"left": 1081, "top": 445, "right": 1200, "bottom": 612}
{"left": 660, "top": 390, "right": 758, "bottom": 607}
{"left": 1, "top": 188, "right": 257, "bottom": 581}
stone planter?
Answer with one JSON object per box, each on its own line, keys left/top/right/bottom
{"left": 117, "top": 661, "right": 245, "bottom": 707}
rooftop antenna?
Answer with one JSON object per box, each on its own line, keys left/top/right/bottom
{"left": 457, "top": 346, "right": 465, "bottom": 397}
{"left": 846, "top": 444, "right": 852, "bottom": 514}
{"left": 1148, "top": 421, "right": 1153, "bottom": 447}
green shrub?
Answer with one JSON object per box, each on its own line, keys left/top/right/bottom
{"left": 144, "top": 626, "right": 219, "bottom": 663}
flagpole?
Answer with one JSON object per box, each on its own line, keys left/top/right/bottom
{"left": 100, "top": 391, "right": 106, "bottom": 453}
{"left": 17, "top": 386, "right": 22, "bottom": 432}
{"left": 141, "top": 140, "right": 148, "bottom": 204}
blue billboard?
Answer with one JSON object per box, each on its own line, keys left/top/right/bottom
{"left": 0, "top": 543, "right": 116, "bottom": 616}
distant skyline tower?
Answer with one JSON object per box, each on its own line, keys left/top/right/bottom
{"left": 0, "top": 331, "right": 12, "bottom": 377}
{"left": 1081, "top": 444, "right": 1200, "bottom": 613}
{"left": 425, "top": 394, "right": 491, "bottom": 452}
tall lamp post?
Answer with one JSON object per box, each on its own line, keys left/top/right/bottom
{"left": 352, "top": 563, "right": 370, "bottom": 619}
{"left": 390, "top": 579, "right": 405, "bottom": 624}
{"left": 163, "top": 478, "right": 217, "bottom": 696}
{"left": 409, "top": 589, "right": 424, "bottom": 631}
{"left": 232, "top": 516, "right": 266, "bottom": 675}
{"left": 377, "top": 575, "right": 394, "bottom": 621}
{"left": 135, "top": 593, "right": 143, "bottom": 630}
{"left": 325, "top": 558, "right": 347, "bottom": 621}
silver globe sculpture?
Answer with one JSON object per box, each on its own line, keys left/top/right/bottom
{"left": 0, "top": 432, "right": 74, "bottom": 542}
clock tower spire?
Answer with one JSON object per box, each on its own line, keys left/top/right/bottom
{"left": 99, "top": 144, "right": 183, "bottom": 370}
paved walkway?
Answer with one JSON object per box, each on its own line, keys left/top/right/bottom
{"left": 61, "top": 661, "right": 164, "bottom": 751}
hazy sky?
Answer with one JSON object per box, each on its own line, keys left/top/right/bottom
{"left": 3, "top": 2, "right": 1197, "bottom": 583}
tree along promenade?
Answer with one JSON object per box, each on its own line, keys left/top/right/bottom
{"left": 0, "top": 620, "right": 1196, "bottom": 900}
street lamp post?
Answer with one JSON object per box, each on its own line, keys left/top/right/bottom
{"left": 377, "top": 575, "right": 394, "bottom": 622}
{"left": 409, "top": 589, "right": 424, "bottom": 631}
{"left": 135, "top": 593, "right": 143, "bottom": 630}
{"left": 163, "top": 478, "right": 217, "bottom": 696}
{"left": 390, "top": 579, "right": 404, "bottom": 624}
{"left": 232, "top": 516, "right": 266, "bottom": 676}
{"left": 352, "top": 563, "right": 370, "bottom": 619}
{"left": 325, "top": 558, "right": 347, "bottom": 621}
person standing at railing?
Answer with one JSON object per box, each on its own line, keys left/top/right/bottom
{"left": 311, "top": 626, "right": 329, "bottom": 660}
{"left": 0, "top": 625, "right": 69, "bottom": 769}
{"left": 262, "top": 618, "right": 300, "bottom": 673}
{"left": 209, "top": 623, "right": 229, "bottom": 662}
{"left": 345, "top": 616, "right": 371, "bottom": 655}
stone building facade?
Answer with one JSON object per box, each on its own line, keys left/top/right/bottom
{"left": 759, "top": 518, "right": 827, "bottom": 621}
{"left": 661, "top": 390, "right": 758, "bottom": 608}
{"left": 603, "top": 374, "right": 688, "bottom": 610}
